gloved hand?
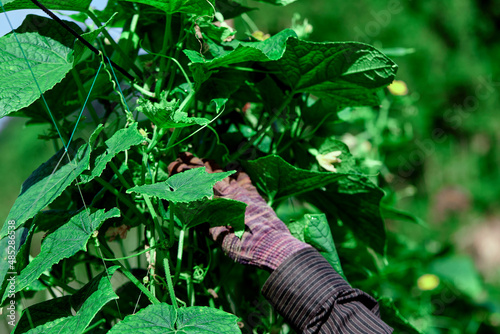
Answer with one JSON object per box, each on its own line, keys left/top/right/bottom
{"left": 168, "top": 152, "right": 311, "bottom": 271}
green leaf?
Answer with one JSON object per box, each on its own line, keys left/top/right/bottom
{"left": 269, "top": 38, "right": 397, "bottom": 107}
{"left": 74, "top": 13, "right": 117, "bottom": 62}
{"left": 108, "top": 303, "right": 240, "bottom": 333}
{"left": 303, "top": 214, "right": 347, "bottom": 280}
{"left": 0, "top": 32, "right": 74, "bottom": 117}
{"left": 2, "top": 208, "right": 120, "bottom": 302}
{"left": 121, "top": 0, "right": 215, "bottom": 15}
{"left": 286, "top": 214, "right": 346, "bottom": 280}
{"left": 23, "top": 266, "right": 120, "bottom": 334}
{"left": 243, "top": 155, "right": 386, "bottom": 254}
{"left": 184, "top": 29, "right": 296, "bottom": 71}
{"left": 216, "top": 0, "right": 255, "bottom": 19}
{"left": 309, "top": 176, "right": 386, "bottom": 255}
{"left": 127, "top": 168, "right": 235, "bottom": 203}
{"left": 186, "top": 30, "right": 397, "bottom": 107}
{"left": 137, "top": 92, "right": 209, "bottom": 129}
{"left": 14, "top": 14, "right": 83, "bottom": 49}
{"left": 2, "top": 0, "right": 91, "bottom": 11}
{"left": 243, "top": 155, "right": 344, "bottom": 202}
{"left": 198, "top": 20, "right": 236, "bottom": 43}
{"left": 13, "top": 296, "right": 72, "bottom": 334}
{"left": 173, "top": 197, "right": 246, "bottom": 237}
{"left": 0, "top": 125, "right": 103, "bottom": 237}
{"left": 380, "top": 204, "right": 426, "bottom": 226}
{"left": 81, "top": 123, "right": 145, "bottom": 183}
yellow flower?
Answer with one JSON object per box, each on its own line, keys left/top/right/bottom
{"left": 316, "top": 151, "right": 342, "bottom": 172}
{"left": 388, "top": 80, "right": 408, "bottom": 96}
{"left": 252, "top": 30, "right": 270, "bottom": 41}
{"left": 417, "top": 274, "right": 440, "bottom": 291}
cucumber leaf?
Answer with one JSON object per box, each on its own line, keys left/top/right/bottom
{"left": 2, "top": 208, "right": 120, "bottom": 302}
{"left": 1, "top": 125, "right": 103, "bottom": 237}
{"left": 243, "top": 154, "right": 344, "bottom": 202}
{"left": 22, "top": 266, "right": 120, "bottom": 334}
{"left": 80, "top": 123, "right": 145, "bottom": 183}
{"left": 2, "top": 0, "right": 91, "bottom": 12}
{"left": 270, "top": 38, "right": 397, "bottom": 107}
{"left": 0, "top": 32, "right": 74, "bottom": 117}
{"left": 108, "top": 303, "right": 240, "bottom": 333}
{"left": 173, "top": 197, "right": 246, "bottom": 237}
{"left": 128, "top": 168, "right": 235, "bottom": 203}
{"left": 244, "top": 155, "right": 386, "bottom": 254}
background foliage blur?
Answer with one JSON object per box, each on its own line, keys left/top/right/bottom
{"left": 1, "top": 0, "right": 499, "bottom": 333}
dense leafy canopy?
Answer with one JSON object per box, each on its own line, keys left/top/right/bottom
{"left": 0, "top": 0, "right": 427, "bottom": 332}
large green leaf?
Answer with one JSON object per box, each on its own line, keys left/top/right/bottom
{"left": 2, "top": 0, "right": 91, "bottom": 11}
{"left": 0, "top": 32, "right": 74, "bottom": 117}
{"left": 22, "top": 266, "right": 120, "bottom": 334}
{"left": 1, "top": 125, "right": 103, "bottom": 237}
{"left": 13, "top": 296, "right": 72, "bottom": 334}
{"left": 184, "top": 29, "right": 296, "bottom": 71}
{"left": 185, "top": 29, "right": 396, "bottom": 107}
{"left": 14, "top": 14, "right": 82, "bottom": 49}
{"left": 243, "top": 155, "right": 344, "bottom": 202}
{"left": 108, "top": 303, "right": 240, "bottom": 333}
{"left": 243, "top": 155, "right": 386, "bottom": 254}
{"left": 121, "top": 0, "right": 215, "bottom": 15}
{"left": 173, "top": 197, "right": 246, "bottom": 237}
{"left": 270, "top": 38, "right": 397, "bottom": 107}
{"left": 81, "top": 123, "right": 145, "bottom": 183}
{"left": 128, "top": 168, "right": 235, "bottom": 203}
{"left": 2, "top": 208, "right": 120, "bottom": 302}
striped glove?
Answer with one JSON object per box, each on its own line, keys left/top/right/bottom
{"left": 168, "top": 152, "right": 311, "bottom": 271}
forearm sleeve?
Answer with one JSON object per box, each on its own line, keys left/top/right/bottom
{"left": 261, "top": 248, "right": 393, "bottom": 334}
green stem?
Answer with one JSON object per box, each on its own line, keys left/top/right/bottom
{"left": 241, "top": 13, "right": 259, "bottom": 33}
{"left": 166, "top": 128, "right": 182, "bottom": 151}
{"left": 95, "top": 177, "right": 141, "bottom": 217}
{"left": 187, "top": 230, "right": 195, "bottom": 306}
{"left": 165, "top": 15, "right": 186, "bottom": 94}
{"left": 156, "top": 14, "right": 173, "bottom": 97}
{"left": 146, "top": 223, "right": 156, "bottom": 297}
{"left": 133, "top": 82, "right": 155, "bottom": 97}
{"left": 119, "top": 266, "right": 160, "bottom": 304}
{"left": 109, "top": 160, "right": 132, "bottom": 188}
{"left": 82, "top": 319, "right": 106, "bottom": 333}
{"left": 230, "top": 92, "right": 294, "bottom": 161}
{"left": 169, "top": 207, "right": 175, "bottom": 247}
{"left": 173, "top": 227, "right": 185, "bottom": 284}
{"left": 163, "top": 257, "right": 178, "bottom": 309}
{"left": 102, "top": 243, "right": 159, "bottom": 261}
{"left": 86, "top": 9, "right": 143, "bottom": 80}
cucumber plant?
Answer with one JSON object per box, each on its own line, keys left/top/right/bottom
{"left": 0, "top": 0, "right": 421, "bottom": 333}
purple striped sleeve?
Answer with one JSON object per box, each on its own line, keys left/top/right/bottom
{"left": 261, "top": 248, "right": 393, "bottom": 334}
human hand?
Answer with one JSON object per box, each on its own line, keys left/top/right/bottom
{"left": 168, "top": 152, "right": 311, "bottom": 271}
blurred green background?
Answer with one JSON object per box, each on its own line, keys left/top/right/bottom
{"left": 238, "top": 0, "right": 500, "bottom": 332}
{"left": 1, "top": 0, "right": 499, "bottom": 332}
